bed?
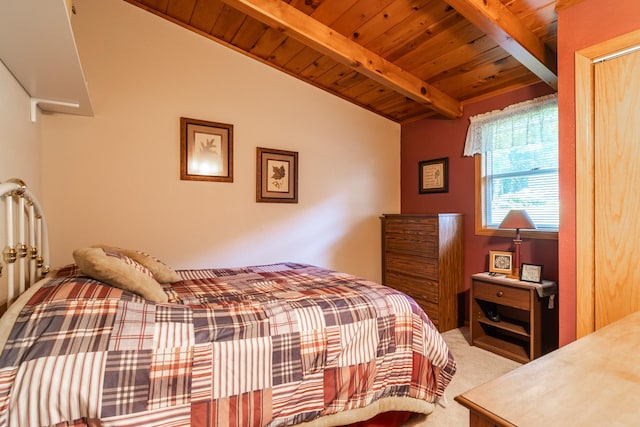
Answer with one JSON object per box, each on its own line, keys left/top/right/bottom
{"left": 0, "top": 179, "right": 456, "bottom": 427}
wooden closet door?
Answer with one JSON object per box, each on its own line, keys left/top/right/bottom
{"left": 594, "top": 48, "right": 640, "bottom": 329}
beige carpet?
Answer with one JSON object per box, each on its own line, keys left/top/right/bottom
{"left": 416, "top": 327, "right": 522, "bottom": 426}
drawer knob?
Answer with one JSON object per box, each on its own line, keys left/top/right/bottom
{"left": 496, "top": 291, "right": 504, "bottom": 297}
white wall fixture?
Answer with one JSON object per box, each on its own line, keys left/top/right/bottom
{"left": 0, "top": 0, "right": 93, "bottom": 121}
{"left": 29, "top": 98, "right": 80, "bottom": 123}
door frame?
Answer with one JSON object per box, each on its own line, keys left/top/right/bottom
{"left": 575, "top": 29, "right": 640, "bottom": 338}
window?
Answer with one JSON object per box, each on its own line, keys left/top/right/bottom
{"left": 464, "top": 94, "right": 558, "bottom": 238}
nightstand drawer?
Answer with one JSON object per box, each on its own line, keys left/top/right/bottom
{"left": 473, "top": 280, "right": 530, "bottom": 310}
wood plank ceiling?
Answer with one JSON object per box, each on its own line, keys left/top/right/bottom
{"left": 123, "top": 0, "right": 566, "bottom": 122}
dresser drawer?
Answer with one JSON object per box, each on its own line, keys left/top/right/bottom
{"left": 382, "top": 273, "right": 440, "bottom": 326}
{"left": 384, "top": 235, "right": 438, "bottom": 258}
{"left": 384, "top": 217, "right": 438, "bottom": 235}
{"left": 413, "top": 297, "right": 439, "bottom": 326}
{"left": 384, "top": 252, "right": 438, "bottom": 281}
{"left": 473, "top": 280, "right": 530, "bottom": 310}
{"left": 384, "top": 271, "right": 439, "bottom": 303}
{"left": 384, "top": 218, "right": 439, "bottom": 258}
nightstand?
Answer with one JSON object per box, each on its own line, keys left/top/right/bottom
{"left": 470, "top": 273, "right": 558, "bottom": 363}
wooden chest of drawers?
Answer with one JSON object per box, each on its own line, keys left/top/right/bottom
{"left": 381, "top": 214, "right": 463, "bottom": 331}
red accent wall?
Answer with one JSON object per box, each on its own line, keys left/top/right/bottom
{"left": 401, "top": 0, "right": 640, "bottom": 344}
{"left": 401, "top": 83, "right": 557, "bottom": 325}
{"left": 557, "top": 0, "right": 640, "bottom": 345}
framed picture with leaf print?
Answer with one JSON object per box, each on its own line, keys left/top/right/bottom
{"left": 180, "top": 117, "right": 233, "bottom": 182}
{"left": 256, "top": 147, "right": 298, "bottom": 203}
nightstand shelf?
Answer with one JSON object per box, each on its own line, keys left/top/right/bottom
{"left": 473, "top": 335, "right": 530, "bottom": 363}
{"left": 477, "top": 317, "right": 529, "bottom": 338}
{"left": 471, "top": 273, "right": 558, "bottom": 363}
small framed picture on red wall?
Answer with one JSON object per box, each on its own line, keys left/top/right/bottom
{"left": 419, "top": 157, "right": 448, "bottom": 194}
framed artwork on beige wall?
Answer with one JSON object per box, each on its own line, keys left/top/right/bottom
{"left": 256, "top": 147, "right": 298, "bottom": 203}
{"left": 180, "top": 117, "right": 233, "bottom": 182}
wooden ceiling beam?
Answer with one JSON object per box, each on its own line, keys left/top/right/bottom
{"left": 556, "top": 0, "right": 586, "bottom": 11}
{"left": 444, "top": 0, "right": 558, "bottom": 90}
{"left": 219, "top": 0, "right": 463, "bottom": 118}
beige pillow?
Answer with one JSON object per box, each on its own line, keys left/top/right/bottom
{"left": 92, "top": 244, "right": 181, "bottom": 283}
{"left": 73, "top": 247, "right": 168, "bottom": 303}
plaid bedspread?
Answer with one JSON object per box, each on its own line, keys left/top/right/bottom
{"left": 0, "top": 263, "right": 455, "bottom": 427}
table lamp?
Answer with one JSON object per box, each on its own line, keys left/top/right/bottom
{"left": 499, "top": 209, "right": 536, "bottom": 279}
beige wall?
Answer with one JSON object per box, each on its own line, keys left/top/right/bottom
{"left": 0, "top": 62, "right": 42, "bottom": 192}
{"left": 41, "top": 0, "right": 400, "bottom": 281}
{"left": 0, "top": 61, "right": 43, "bottom": 304}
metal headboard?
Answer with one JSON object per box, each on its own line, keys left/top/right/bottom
{"left": 0, "top": 178, "right": 50, "bottom": 308}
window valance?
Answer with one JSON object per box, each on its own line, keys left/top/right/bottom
{"left": 463, "top": 94, "right": 558, "bottom": 157}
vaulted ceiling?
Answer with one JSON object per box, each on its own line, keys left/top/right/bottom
{"left": 124, "top": 0, "right": 582, "bottom": 122}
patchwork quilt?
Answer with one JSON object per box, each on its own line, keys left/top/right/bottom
{"left": 0, "top": 263, "right": 455, "bottom": 426}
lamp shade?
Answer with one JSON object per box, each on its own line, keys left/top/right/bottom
{"left": 499, "top": 209, "right": 536, "bottom": 230}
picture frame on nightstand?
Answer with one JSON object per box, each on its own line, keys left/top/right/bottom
{"left": 489, "top": 250, "right": 513, "bottom": 275}
{"left": 520, "top": 263, "right": 543, "bottom": 283}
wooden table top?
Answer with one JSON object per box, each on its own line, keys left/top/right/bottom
{"left": 456, "top": 311, "right": 640, "bottom": 426}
